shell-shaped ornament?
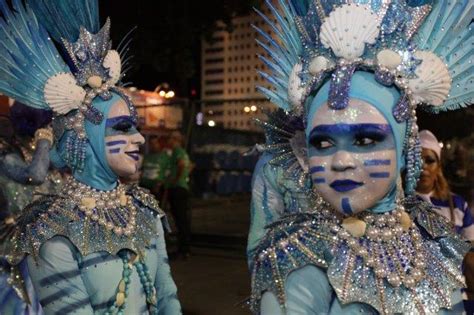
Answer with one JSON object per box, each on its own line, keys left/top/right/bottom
{"left": 103, "top": 50, "right": 122, "bottom": 86}
{"left": 376, "top": 49, "right": 401, "bottom": 70}
{"left": 44, "top": 73, "right": 86, "bottom": 114}
{"left": 320, "top": 4, "right": 381, "bottom": 60}
{"left": 408, "top": 51, "right": 451, "bottom": 106}
{"left": 309, "top": 56, "right": 335, "bottom": 75}
{"left": 288, "top": 63, "right": 305, "bottom": 109}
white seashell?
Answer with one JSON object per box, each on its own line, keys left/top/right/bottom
{"left": 288, "top": 63, "right": 305, "bottom": 108}
{"left": 44, "top": 73, "right": 85, "bottom": 114}
{"left": 320, "top": 4, "right": 381, "bottom": 60}
{"left": 87, "top": 75, "right": 102, "bottom": 88}
{"left": 308, "top": 56, "right": 334, "bottom": 75}
{"left": 103, "top": 50, "right": 122, "bottom": 85}
{"left": 408, "top": 51, "right": 451, "bottom": 106}
{"left": 376, "top": 49, "right": 401, "bottom": 69}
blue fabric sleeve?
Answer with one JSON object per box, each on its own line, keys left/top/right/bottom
{"left": 154, "top": 220, "right": 182, "bottom": 315}
{"left": 260, "top": 265, "right": 377, "bottom": 314}
{"left": 0, "top": 139, "right": 50, "bottom": 185}
{"left": 247, "top": 154, "right": 285, "bottom": 268}
{"left": 26, "top": 236, "right": 94, "bottom": 315}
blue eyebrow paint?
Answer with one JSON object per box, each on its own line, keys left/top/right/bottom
{"left": 369, "top": 172, "right": 390, "bottom": 178}
{"left": 310, "top": 166, "right": 325, "bottom": 174}
{"left": 313, "top": 177, "right": 325, "bottom": 184}
{"left": 106, "top": 140, "right": 127, "bottom": 146}
{"left": 109, "top": 148, "right": 121, "bottom": 154}
{"left": 341, "top": 198, "right": 353, "bottom": 215}
{"left": 309, "top": 123, "right": 391, "bottom": 139}
{"left": 364, "top": 159, "right": 391, "bottom": 166}
{"left": 106, "top": 116, "right": 135, "bottom": 127}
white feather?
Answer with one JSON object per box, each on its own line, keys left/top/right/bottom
{"left": 320, "top": 4, "right": 381, "bottom": 60}
{"left": 44, "top": 73, "right": 85, "bottom": 114}
{"left": 288, "top": 63, "right": 304, "bottom": 108}
{"left": 103, "top": 50, "right": 122, "bottom": 85}
{"left": 408, "top": 51, "right": 451, "bottom": 106}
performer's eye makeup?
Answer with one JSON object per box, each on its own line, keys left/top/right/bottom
{"left": 310, "top": 135, "right": 335, "bottom": 150}
{"left": 113, "top": 120, "right": 133, "bottom": 132}
{"left": 105, "top": 116, "right": 137, "bottom": 135}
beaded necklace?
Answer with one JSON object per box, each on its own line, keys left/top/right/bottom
{"left": 104, "top": 251, "right": 158, "bottom": 315}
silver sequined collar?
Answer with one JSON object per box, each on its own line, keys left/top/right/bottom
{"left": 5, "top": 180, "right": 164, "bottom": 265}
{"left": 250, "top": 198, "right": 469, "bottom": 314}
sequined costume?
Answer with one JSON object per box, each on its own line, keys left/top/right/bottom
{"left": 0, "top": 0, "right": 181, "bottom": 314}
{"left": 247, "top": 1, "right": 473, "bottom": 314}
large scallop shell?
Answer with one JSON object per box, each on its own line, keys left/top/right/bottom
{"left": 320, "top": 4, "right": 381, "bottom": 60}
{"left": 288, "top": 63, "right": 304, "bottom": 108}
{"left": 44, "top": 73, "right": 85, "bottom": 114}
{"left": 408, "top": 51, "right": 451, "bottom": 106}
{"left": 103, "top": 50, "right": 122, "bottom": 85}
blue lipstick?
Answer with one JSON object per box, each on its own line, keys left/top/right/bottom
{"left": 330, "top": 179, "right": 363, "bottom": 192}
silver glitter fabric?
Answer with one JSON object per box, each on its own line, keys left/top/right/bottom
{"left": 3, "top": 183, "right": 164, "bottom": 266}
{"left": 63, "top": 19, "right": 112, "bottom": 87}
{"left": 250, "top": 200, "right": 469, "bottom": 314}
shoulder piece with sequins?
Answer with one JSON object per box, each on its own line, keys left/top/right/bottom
{"left": 3, "top": 189, "right": 161, "bottom": 266}
{"left": 250, "top": 201, "right": 469, "bottom": 314}
{"left": 127, "top": 184, "right": 165, "bottom": 218}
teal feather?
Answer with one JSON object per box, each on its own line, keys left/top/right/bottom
{"left": 29, "top": 0, "right": 99, "bottom": 43}
{"left": 415, "top": 0, "right": 473, "bottom": 113}
{"left": 0, "top": 0, "right": 69, "bottom": 110}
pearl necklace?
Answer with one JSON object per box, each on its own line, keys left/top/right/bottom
{"left": 333, "top": 205, "right": 426, "bottom": 289}
{"left": 63, "top": 178, "right": 137, "bottom": 236}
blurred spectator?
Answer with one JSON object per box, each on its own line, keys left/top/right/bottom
{"left": 168, "top": 131, "right": 192, "bottom": 258}
{"left": 141, "top": 136, "right": 170, "bottom": 202}
{"left": 415, "top": 130, "right": 474, "bottom": 305}
{"left": 416, "top": 130, "right": 474, "bottom": 240}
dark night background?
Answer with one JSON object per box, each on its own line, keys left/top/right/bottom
{"left": 99, "top": 0, "right": 259, "bottom": 98}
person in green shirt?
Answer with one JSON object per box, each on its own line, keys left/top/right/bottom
{"left": 141, "top": 136, "right": 171, "bottom": 202}
{"left": 167, "top": 131, "right": 192, "bottom": 258}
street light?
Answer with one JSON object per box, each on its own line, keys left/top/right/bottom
{"left": 208, "top": 120, "right": 216, "bottom": 127}
{"left": 244, "top": 106, "right": 250, "bottom": 113}
{"left": 250, "top": 105, "right": 257, "bottom": 112}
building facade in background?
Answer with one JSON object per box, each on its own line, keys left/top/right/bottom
{"left": 201, "top": 5, "right": 277, "bottom": 131}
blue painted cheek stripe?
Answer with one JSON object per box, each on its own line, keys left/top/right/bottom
{"left": 369, "top": 172, "right": 390, "bottom": 178}
{"left": 310, "top": 166, "right": 325, "bottom": 173}
{"left": 109, "top": 148, "right": 121, "bottom": 154}
{"left": 341, "top": 197, "right": 353, "bottom": 214}
{"left": 313, "top": 177, "right": 325, "bottom": 184}
{"left": 364, "top": 159, "right": 391, "bottom": 166}
{"left": 106, "top": 140, "right": 127, "bottom": 146}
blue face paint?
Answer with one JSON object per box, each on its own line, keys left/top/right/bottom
{"left": 364, "top": 159, "right": 391, "bottom": 166}
{"left": 109, "top": 148, "right": 121, "bottom": 154}
{"left": 369, "top": 172, "right": 390, "bottom": 178}
{"left": 310, "top": 165, "right": 325, "bottom": 174}
{"left": 105, "top": 116, "right": 139, "bottom": 137}
{"left": 308, "top": 123, "right": 394, "bottom": 156}
{"left": 106, "top": 140, "right": 127, "bottom": 146}
{"left": 313, "top": 178, "right": 326, "bottom": 184}
{"left": 330, "top": 179, "right": 363, "bottom": 192}
{"left": 341, "top": 197, "right": 353, "bottom": 214}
